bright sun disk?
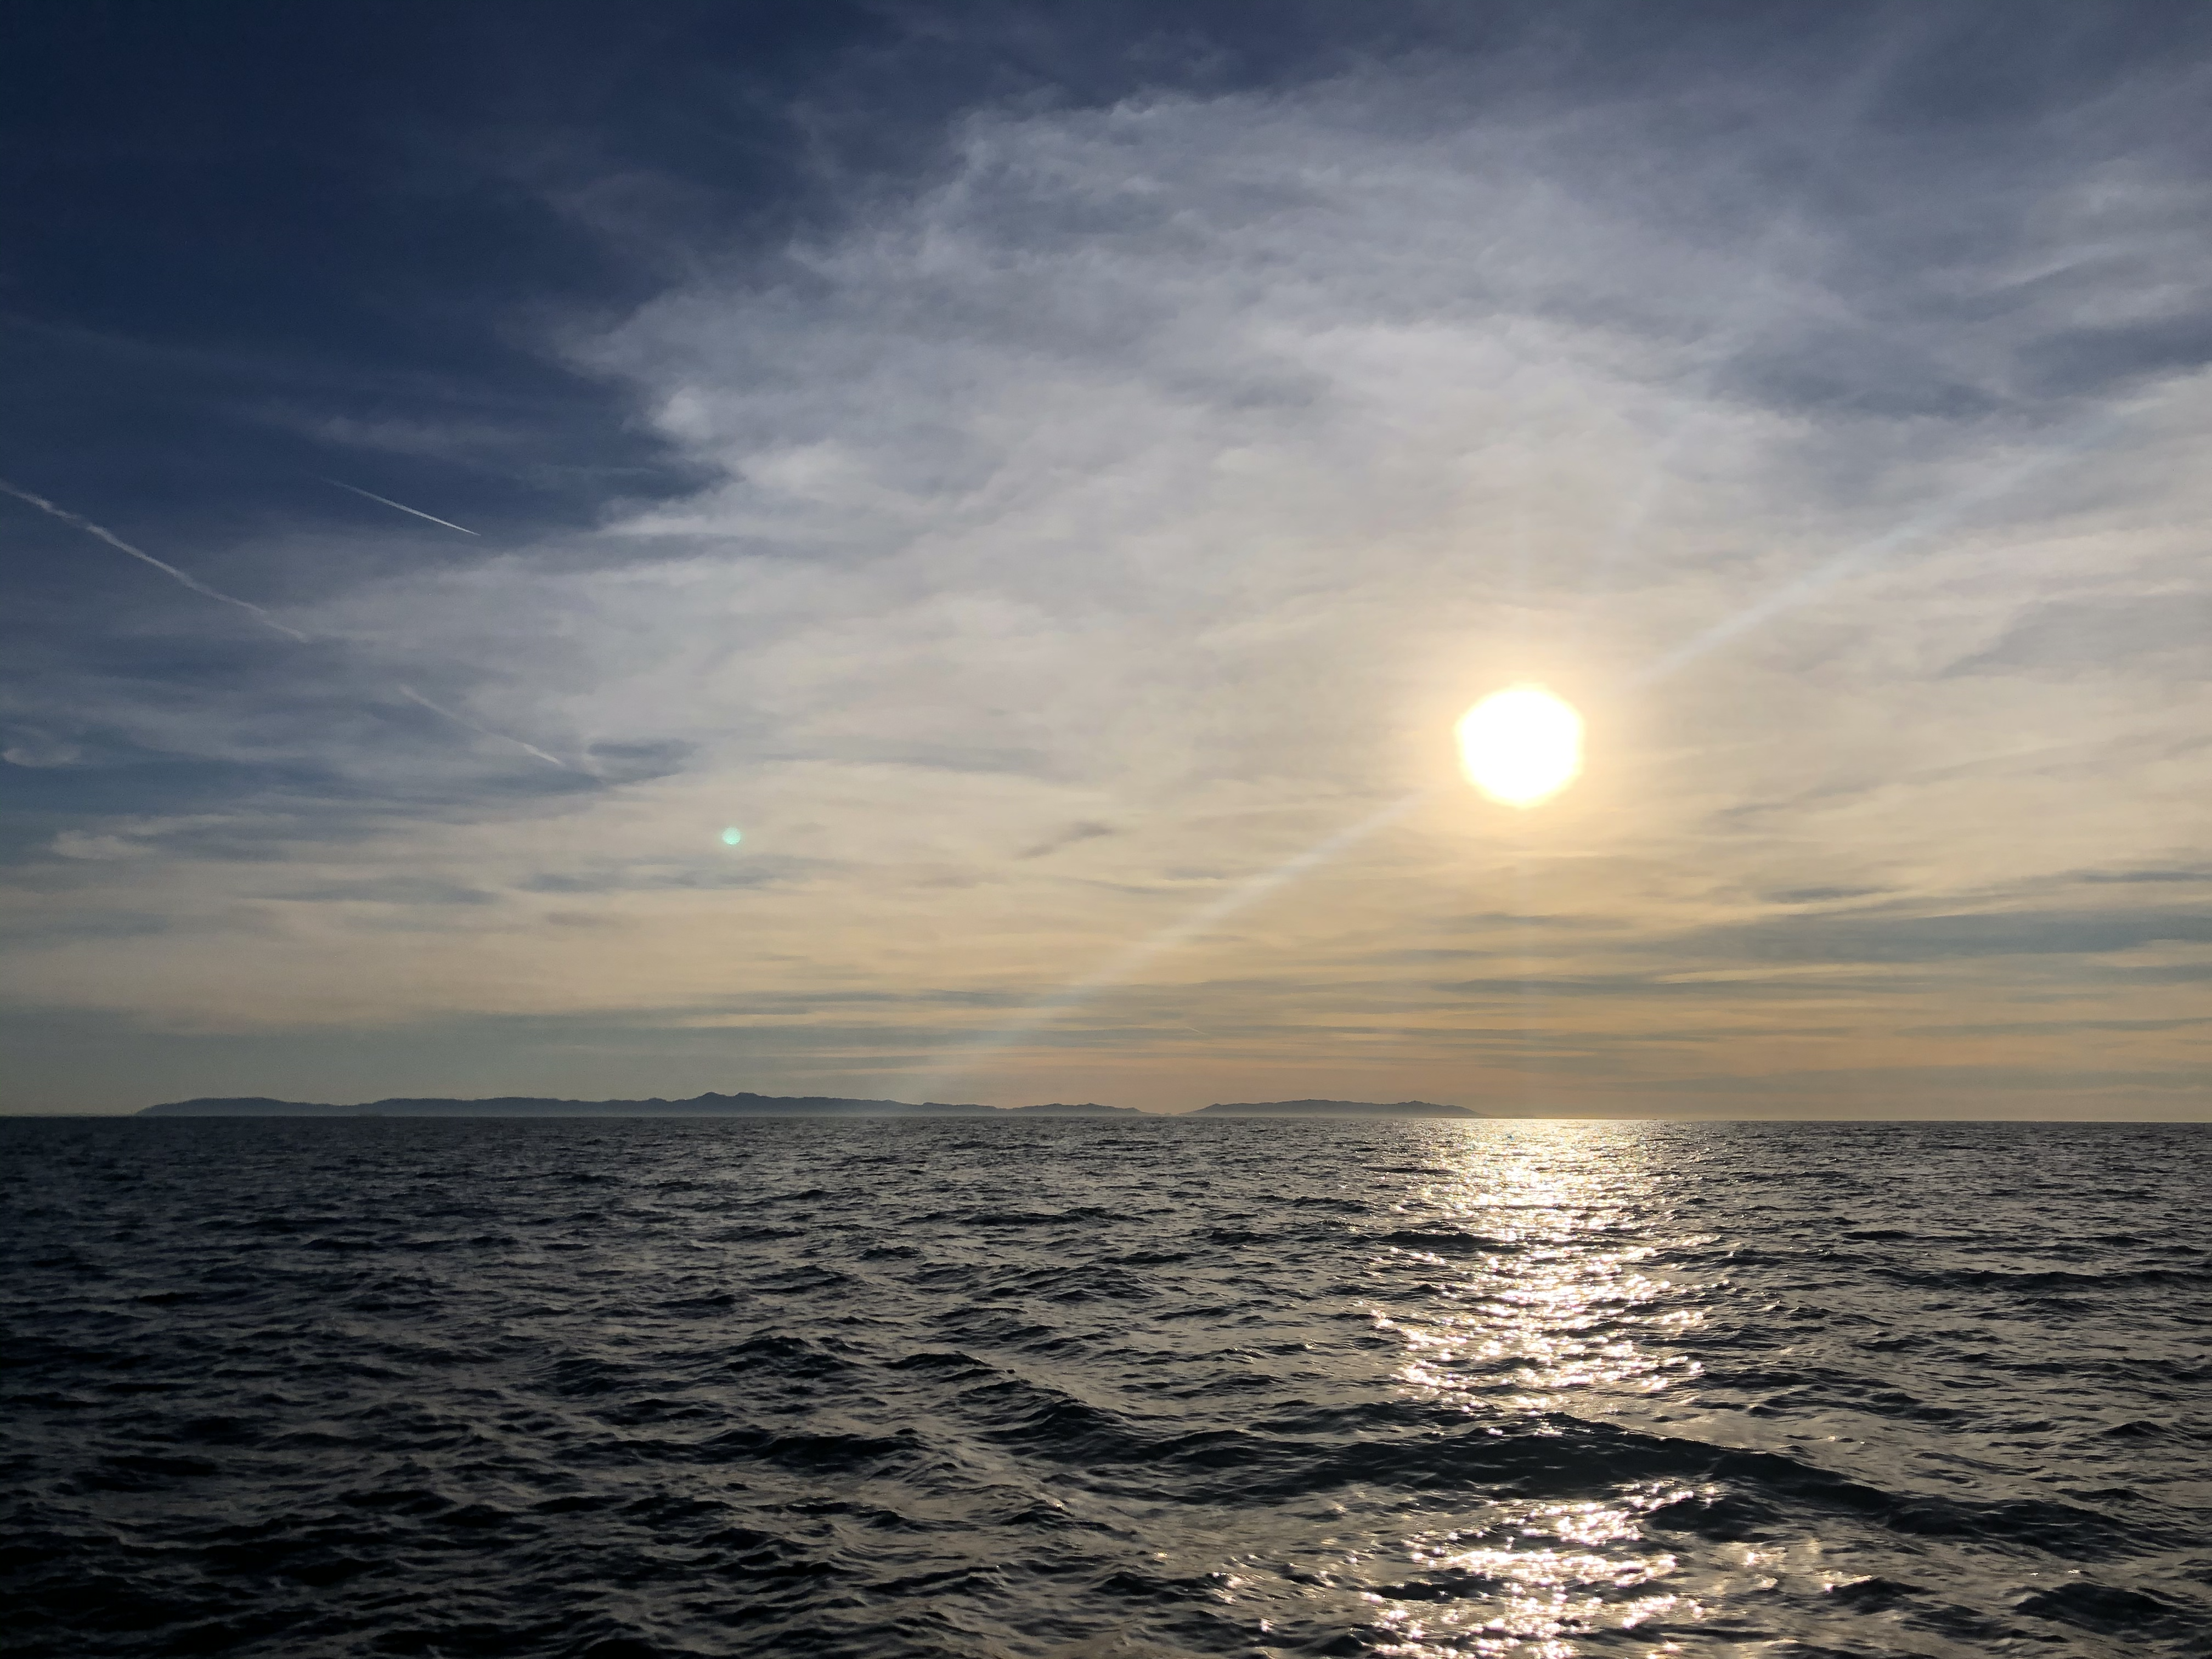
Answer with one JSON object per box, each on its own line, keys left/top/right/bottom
{"left": 1456, "top": 685, "right": 1584, "bottom": 808}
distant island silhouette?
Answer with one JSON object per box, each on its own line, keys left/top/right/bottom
{"left": 137, "top": 1093, "right": 1481, "bottom": 1119}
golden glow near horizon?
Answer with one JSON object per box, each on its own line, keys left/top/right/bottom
{"left": 1455, "top": 685, "right": 1584, "bottom": 808}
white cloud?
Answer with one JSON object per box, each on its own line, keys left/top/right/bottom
{"left": 9, "top": 76, "right": 2210, "bottom": 1111}
{"left": 52, "top": 831, "right": 157, "bottom": 861}
{"left": 3, "top": 732, "right": 82, "bottom": 768}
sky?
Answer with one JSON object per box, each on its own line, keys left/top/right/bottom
{"left": 3, "top": 1, "right": 2209, "bottom": 1118}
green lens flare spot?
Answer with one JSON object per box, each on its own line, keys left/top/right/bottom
{"left": 720, "top": 827, "right": 743, "bottom": 847}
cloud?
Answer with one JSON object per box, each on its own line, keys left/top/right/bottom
{"left": 271, "top": 877, "right": 500, "bottom": 906}
{"left": 0, "top": 478, "right": 311, "bottom": 642}
{"left": 1661, "top": 906, "right": 2212, "bottom": 965}
{"left": 1018, "top": 821, "right": 1118, "bottom": 860}
{"left": 3, "top": 732, "right": 83, "bottom": 769}
{"left": 6, "top": 51, "right": 2212, "bottom": 1113}
{"left": 52, "top": 831, "right": 160, "bottom": 862}
{"left": 49, "top": 816, "right": 235, "bottom": 862}
{"left": 1943, "top": 593, "right": 2212, "bottom": 678}
{"left": 2075, "top": 866, "right": 2212, "bottom": 885}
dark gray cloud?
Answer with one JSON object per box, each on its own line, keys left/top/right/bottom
{"left": 270, "top": 877, "right": 500, "bottom": 907}
{"left": 1429, "top": 974, "right": 1917, "bottom": 1002}
{"left": 1945, "top": 595, "right": 2212, "bottom": 678}
{"left": 1635, "top": 1063, "right": 2210, "bottom": 1107}
{"left": 1905, "top": 1015, "right": 2212, "bottom": 1036}
{"left": 517, "top": 857, "right": 820, "bottom": 894}
{"left": 1662, "top": 906, "right": 2212, "bottom": 965}
{"left": 1018, "top": 821, "right": 1119, "bottom": 860}
{"left": 2075, "top": 867, "right": 2212, "bottom": 885}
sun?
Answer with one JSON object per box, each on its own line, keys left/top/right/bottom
{"left": 1455, "top": 685, "right": 1583, "bottom": 808}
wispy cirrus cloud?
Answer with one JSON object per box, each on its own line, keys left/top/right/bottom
{"left": 4, "top": 38, "right": 2210, "bottom": 1114}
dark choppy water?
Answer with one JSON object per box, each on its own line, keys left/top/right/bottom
{"left": 3, "top": 1118, "right": 2207, "bottom": 1659}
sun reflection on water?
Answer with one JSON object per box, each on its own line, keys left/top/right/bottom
{"left": 1378, "top": 1127, "right": 1703, "bottom": 1413}
{"left": 1350, "top": 1124, "right": 1715, "bottom": 1657}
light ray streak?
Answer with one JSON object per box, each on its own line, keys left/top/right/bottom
{"left": 917, "top": 413, "right": 2121, "bottom": 1094}
{"left": 1, "top": 478, "right": 311, "bottom": 641}
{"left": 396, "top": 685, "right": 569, "bottom": 769}
{"left": 1631, "top": 417, "right": 2115, "bottom": 687}
{"left": 1576, "top": 34, "right": 1933, "bottom": 610}
{"left": 1575, "top": 255, "right": 1805, "bottom": 607}
{"left": 912, "top": 789, "right": 1428, "bottom": 1093}
{"left": 323, "top": 478, "right": 479, "bottom": 536}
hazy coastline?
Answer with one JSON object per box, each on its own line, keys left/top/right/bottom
{"left": 136, "top": 1093, "right": 1482, "bottom": 1119}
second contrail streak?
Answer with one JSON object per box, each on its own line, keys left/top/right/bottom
{"left": 323, "top": 478, "right": 480, "bottom": 537}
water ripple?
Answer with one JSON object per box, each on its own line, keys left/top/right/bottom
{"left": 2, "top": 1117, "right": 2207, "bottom": 1657}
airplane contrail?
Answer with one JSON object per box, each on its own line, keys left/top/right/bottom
{"left": 396, "top": 685, "right": 569, "bottom": 769}
{"left": 0, "top": 478, "right": 311, "bottom": 642}
{"left": 3, "top": 477, "right": 569, "bottom": 770}
{"left": 323, "top": 478, "right": 479, "bottom": 536}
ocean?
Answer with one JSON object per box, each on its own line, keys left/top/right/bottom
{"left": 2, "top": 1116, "right": 2205, "bottom": 1658}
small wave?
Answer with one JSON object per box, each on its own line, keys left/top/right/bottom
{"left": 4, "top": 1114, "right": 2206, "bottom": 1659}
{"left": 957, "top": 1207, "right": 1127, "bottom": 1228}
{"left": 1376, "top": 1228, "right": 1520, "bottom": 1255}
{"left": 2015, "top": 1579, "right": 2196, "bottom": 1636}
{"left": 687, "top": 1424, "right": 929, "bottom": 1473}
{"left": 1874, "top": 1262, "right": 2210, "bottom": 1291}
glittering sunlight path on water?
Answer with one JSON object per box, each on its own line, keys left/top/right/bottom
{"left": 2, "top": 1118, "right": 2207, "bottom": 1658}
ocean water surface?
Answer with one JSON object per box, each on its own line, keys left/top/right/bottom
{"left": 2, "top": 1117, "right": 2206, "bottom": 1658}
